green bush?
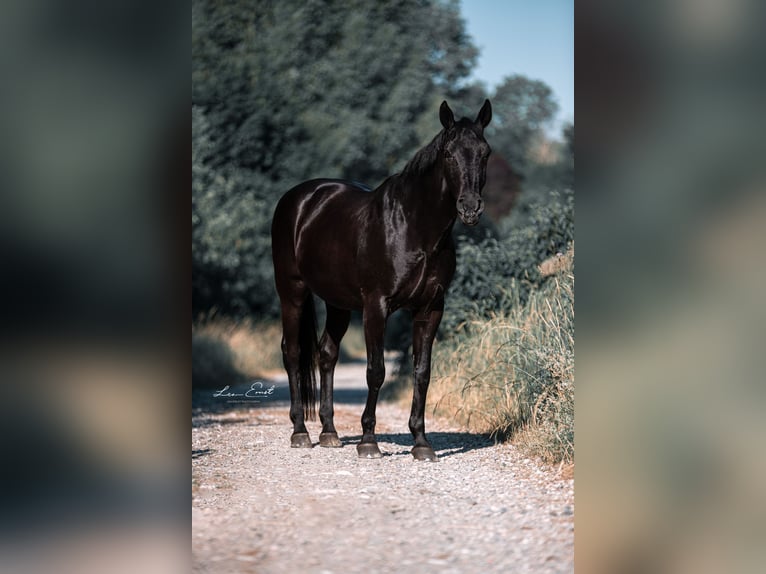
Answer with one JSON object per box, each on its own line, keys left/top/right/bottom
{"left": 388, "top": 245, "right": 574, "bottom": 463}
{"left": 192, "top": 106, "right": 284, "bottom": 318}
{"left": 387, "top": 186, "right": 573, "bottom": 386}
{"left": 383, "top": 183, "right": 575, "bottom": 464}
{"left": 441, "top": 187, "right": 573, "bottom": 334}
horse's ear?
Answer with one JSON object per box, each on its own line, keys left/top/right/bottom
{"left": 475, "top": 99, "right": 492, "bottom": 128}
{"left": 439, "top": 101, "right": 455, "bottom": 129}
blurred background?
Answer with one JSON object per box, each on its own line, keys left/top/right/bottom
{"left": 0, "top": 0, "right": 187, "bottom": 573}
{"left": 577, "top": 1, "right": 766, "bottom": 573}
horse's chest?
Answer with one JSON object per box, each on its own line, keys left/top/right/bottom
{"left": 393, "top": 248, "right": 453, "bottom": 307}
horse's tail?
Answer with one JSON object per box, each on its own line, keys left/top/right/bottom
{"left": 298, "top": 293, "right": 319, "bottom": 421}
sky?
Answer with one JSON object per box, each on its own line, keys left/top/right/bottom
{"left": 459, "top": 0, "right": 574, "bottom": 134}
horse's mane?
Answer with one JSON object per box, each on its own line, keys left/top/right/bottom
{"left": 400, "top": 130, "right": 446, "bottom": 178}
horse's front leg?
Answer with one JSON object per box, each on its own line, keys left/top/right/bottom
{"left": 409, "top": 305, "right": 443, "bottom": 461}
{"left": 357, "top": 298, "right": 388, "bottom": 459}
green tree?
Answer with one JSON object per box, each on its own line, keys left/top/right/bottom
{"left": 488, "top": 75, "right": 559, "bottom": 178}
{"left": 193, "top": 106, "right": 284, "bottom": 318}
{"left": 193, "top": 0, "right": 479, "bottom": 184}
{"left": 192, "top": 0, "right": 480, "bottom": 318}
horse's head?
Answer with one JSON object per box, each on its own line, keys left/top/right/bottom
{"left": 439, "top": 99, "right": 492, "bottom": 226}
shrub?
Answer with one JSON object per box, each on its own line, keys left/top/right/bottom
{"left": 428, "top": 244, "right": 574, "bottom": 463}
{"left": 384, "top": 243, "right": 574, "bottom": 464}
{"left": 442, "top": 187, "right": 573, "bottom": 334}
{"left": 192, "top": 160, "right": 283, "bottom": 320}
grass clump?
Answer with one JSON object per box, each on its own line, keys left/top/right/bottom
{"left": 386, "top": 243, "right": 574, "bottom": 464}
{"left": 428, "top": 245, "right": 574, "bottom": 463}
{"left": 192, "top": 318, "right": 284, "bottom": 389}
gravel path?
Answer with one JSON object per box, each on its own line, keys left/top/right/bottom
{"left": 192, "top": 362, "right": 573, "bottom": 573}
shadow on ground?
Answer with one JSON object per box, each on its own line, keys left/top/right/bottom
{"left": 192, "top": 371, "right": 377, "bottom": 431}
{"left": 192, "top": 385, "right": 369, "bottom": 406}
{"left": 340, "top": 431, "right": 495, "bottom": 458}
{"left": 192, "top": 357, "right": 399, "bottom": 424}
{"left": 192, "top": 448, "right": 213, "bottom": 459}
{"left": 190, "top": 356, "right": 495, "bottom": 460}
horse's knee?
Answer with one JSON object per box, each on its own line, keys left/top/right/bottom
{"left": 366, "top": 362, "right": 385, "bottom": 390}
{"left": 281, "top": 338, "right": 300, "bottom": 366}
{"left": 413, "top": 363, "right": 431, "bottom": 383}
{"left": 318, "top": 340, "right": 339, "bottom": 372}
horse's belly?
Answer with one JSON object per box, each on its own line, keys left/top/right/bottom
{"left": 303, "top": 266, "right": 363, "bottom": 310}
{"left": 296, "top": 243, "right": 363, "bottom": 311}
{"left": 312, "top": 285, "right": 364, "bottom": 311}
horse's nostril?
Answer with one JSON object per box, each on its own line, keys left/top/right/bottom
{"left": 457, "top": 196, "right": 483, "bottom": 222}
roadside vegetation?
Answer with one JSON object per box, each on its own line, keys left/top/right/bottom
{"left": 427, "top": 246, "right": 573, "bottom": 463}
{"left": 384, "top": 191, "right": 574, "bottom": 464}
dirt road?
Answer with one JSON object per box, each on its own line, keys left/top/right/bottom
{"left": 192, "top": 361, "right": 573, "bottom": 573}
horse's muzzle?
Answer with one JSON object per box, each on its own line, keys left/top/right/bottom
{"left": 457, "top": 196, "right": 483, "bottom": 226}
{"left": 458, "top": 211, "right": 481, "bottom": 226}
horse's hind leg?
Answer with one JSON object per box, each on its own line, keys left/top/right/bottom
{"left": 318, "top": 304, "right": 350, "bottom": 447}
{"left": 279, "top": 293, "right": 313, "bottom": 448}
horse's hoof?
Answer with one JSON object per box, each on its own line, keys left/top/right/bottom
{"left": 357, "top": 442, "right": 382, "bottom": 459}
{"left": 412, "top": 445, "right": 438, "bottom": 461}
{"left": 290, "top": 432, "right": 313, "bottom": 448}
{"left": 319, "top": 432, "right": 342, "bottom": 448}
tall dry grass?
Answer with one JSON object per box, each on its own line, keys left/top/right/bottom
{"left": 396, "top": 244, "right": 574, "bottom": 463}
{"left": 192, "top": 319, "right": 284, "bottom": 388}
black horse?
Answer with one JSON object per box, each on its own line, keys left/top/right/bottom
{"left": 271, "top": 100, "right": 492, "bottom": 461}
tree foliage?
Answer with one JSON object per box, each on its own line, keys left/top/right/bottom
{"left": 193, "top": 0, "right": 478, "bottom": 184}
{"left": 487, "top": 75, "right": 559, "bottom": 177}
{"left": 192, "top": 1, "right": 572, "bottom": 323}
{"left": 192, "top": 0, "right": 481, "bottom": 318}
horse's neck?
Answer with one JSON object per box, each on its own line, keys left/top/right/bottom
{"left": 386, "top": 166, "right": 457, "bottom": 252}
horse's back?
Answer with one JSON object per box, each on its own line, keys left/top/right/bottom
{"left": 272, "top": 179, "right": 373, "bottom": 309}
{"left": 271, "top": 179, "right": 370, "bottom": 237}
